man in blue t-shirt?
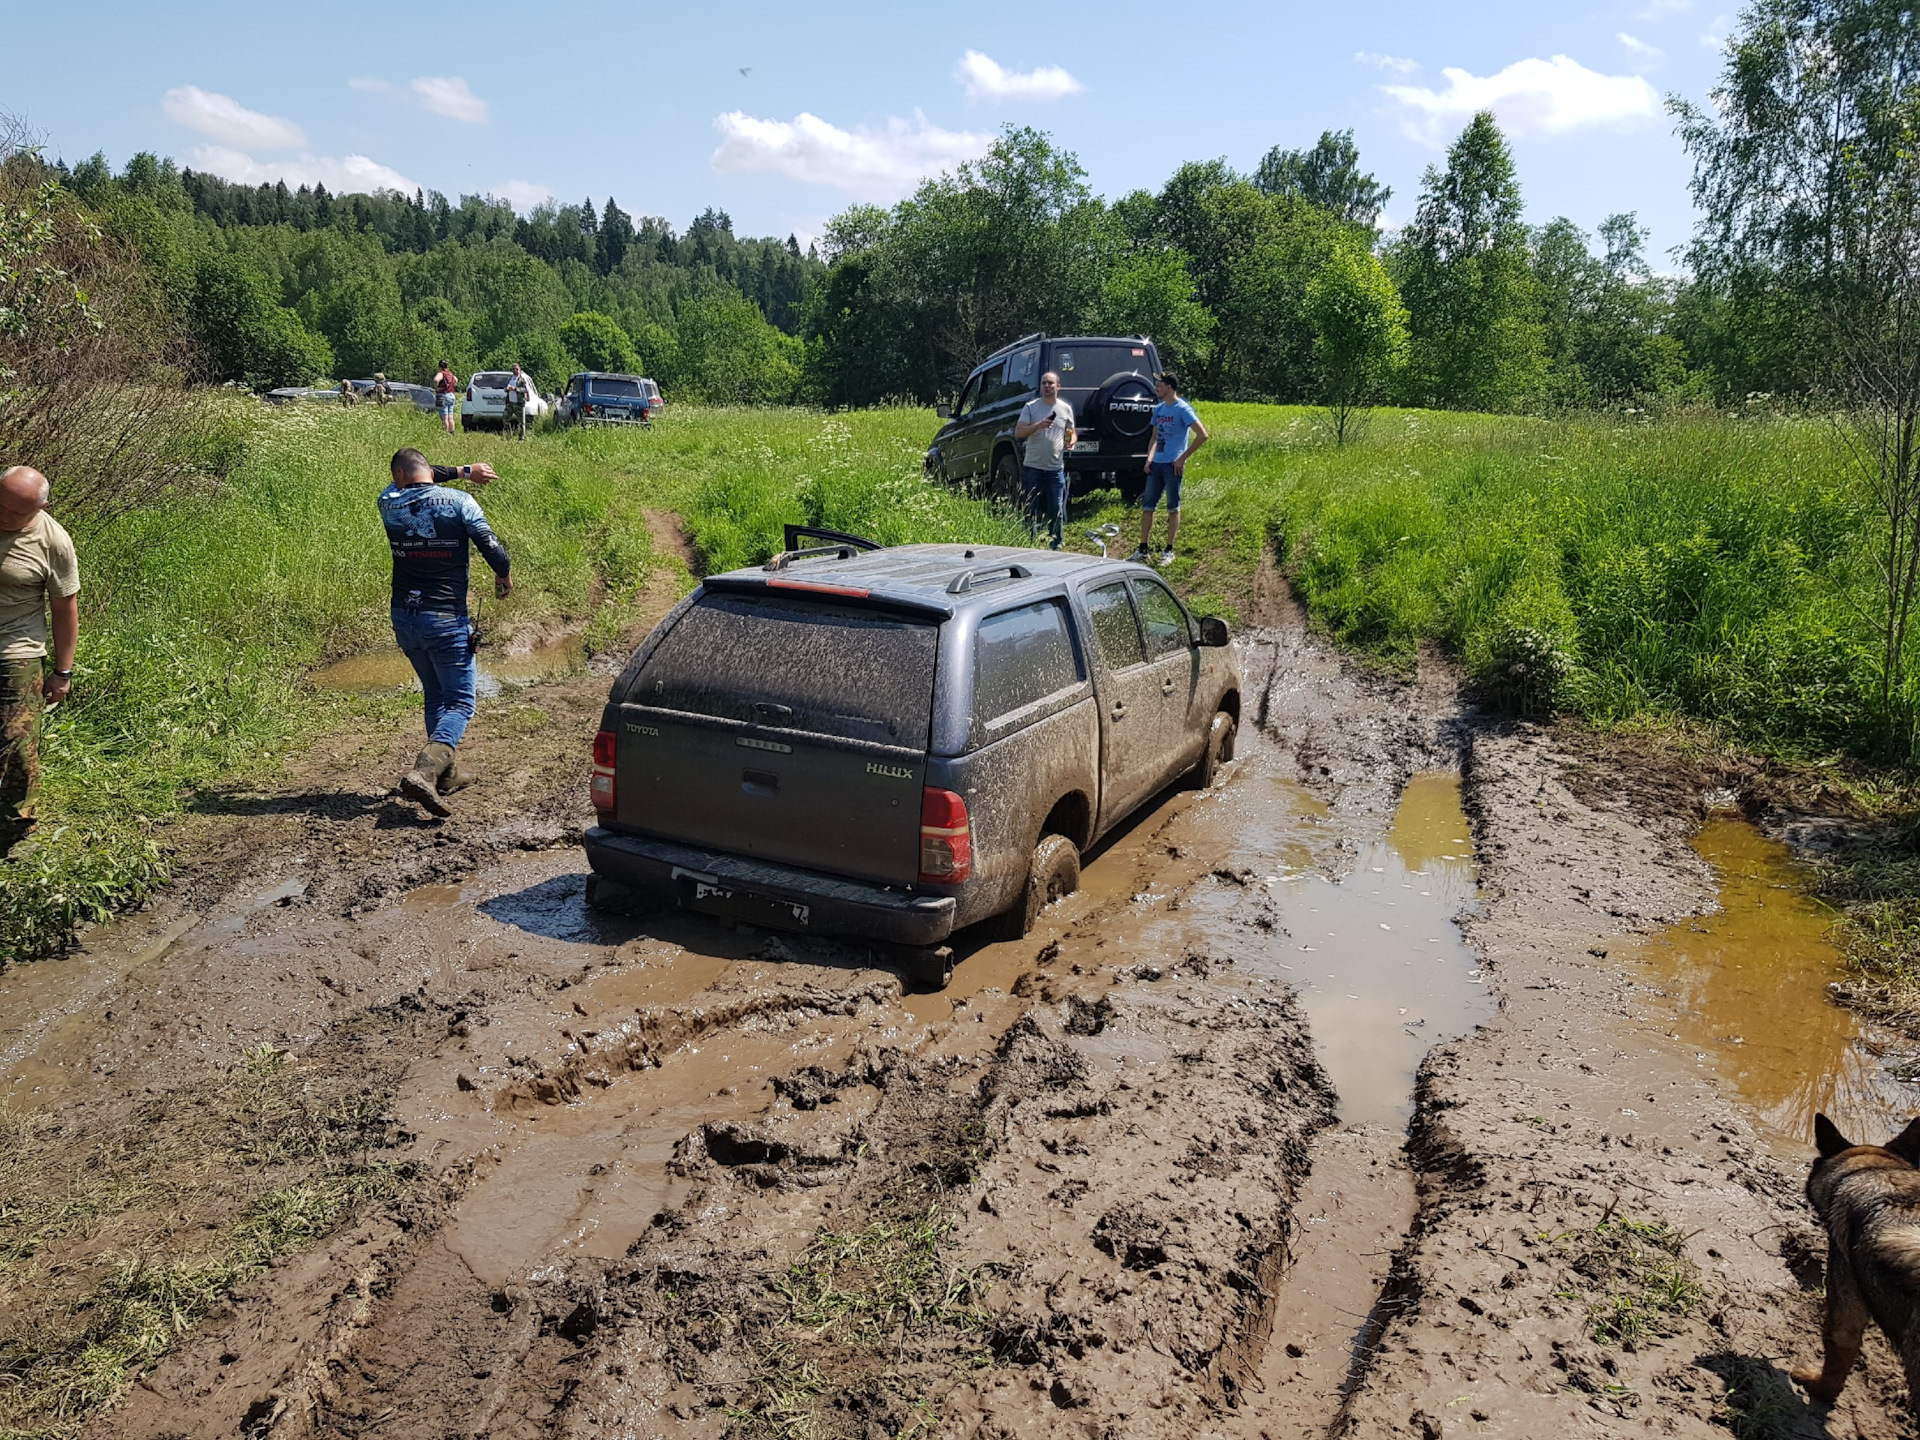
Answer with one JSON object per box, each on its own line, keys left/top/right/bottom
{"left": 380, "top": 447, "right": 512, "bottom": 814}
{"left": 1132, "top": 371, "right": 1209, "bottom": 566}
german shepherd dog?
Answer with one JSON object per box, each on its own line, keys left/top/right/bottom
{"left": 1795, "top": 1112, "right": 1920, "bottom": 1404}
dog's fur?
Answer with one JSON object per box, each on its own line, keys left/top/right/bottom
{"left": 1794, "top": 1112, "right": 1920, "bottom": 1405}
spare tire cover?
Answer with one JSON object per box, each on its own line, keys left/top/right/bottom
{"left": 1094, "top": 374, "right": 1156, "bottom": 439}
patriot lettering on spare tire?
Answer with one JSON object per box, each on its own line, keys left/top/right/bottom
{"left": 923, "top": 334, "right": 1164, "bottom": 503}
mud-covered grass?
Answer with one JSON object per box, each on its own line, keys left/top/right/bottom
{"left": 0, "top": 1023, "right": 414, "bottom": 1437}
{"left": 1551, "top": 1216, "right": 1704, "bottom": 1350}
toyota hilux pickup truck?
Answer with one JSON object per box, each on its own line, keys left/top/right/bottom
{"left": 581, "top": 530, "right": 1241, "bottom": 986}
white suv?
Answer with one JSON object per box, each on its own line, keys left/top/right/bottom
{"left": 461, "top": 371, "right": 550, "bottom": 431}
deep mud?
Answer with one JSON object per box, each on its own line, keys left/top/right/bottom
{"left": 6, "top": 559, "right": 1918, "bottom": 1440}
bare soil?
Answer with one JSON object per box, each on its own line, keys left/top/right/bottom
{"left": 4, "top": 554, "right": 1916, "bottom": 1440}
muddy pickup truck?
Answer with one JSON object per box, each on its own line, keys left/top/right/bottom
{"left": 581, "top": 530, "right": 1241, "bottom": 985}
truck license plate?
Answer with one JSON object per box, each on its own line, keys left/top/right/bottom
{"left": 1072, "top": 439, "right": 1098, "bottom": 452}
{"left": 690, "top": 879, "right": 810, "bottom": 930}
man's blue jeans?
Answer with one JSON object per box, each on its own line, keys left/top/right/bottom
{"left": 391, "top": 607, "right": 477, "bottom": 746}
{"left": 1022, "top": 465, "right": 1068, "bottom": 550}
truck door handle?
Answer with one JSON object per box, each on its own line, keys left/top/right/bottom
{"left": 1111, "top": 701, "right": 1126, "bottom": 721}
{"left": 1161, "top": 677, "right": 1176, "bottom": 696}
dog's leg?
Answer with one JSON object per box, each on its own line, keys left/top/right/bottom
{"left": 1793, "top": 1256, "right": 1868, "bottom": 1404}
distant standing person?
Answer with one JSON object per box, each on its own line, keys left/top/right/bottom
{"left": 380, "top": 448, "right": 511, "bottom": 815}
{"left": 504, "top": 363, "right": 536, "bottom": 441}
{"left": 0, "top": 466, "right": 78, "bottom": 858}
{"left": 1013, "top": 371, "right": 1075, "bottom": 550}
{"left": 1133, "top": 371, "right": 1208, "bottom": 566}
{"left": 433, "top": 361, "right": 460, "bottom": 435}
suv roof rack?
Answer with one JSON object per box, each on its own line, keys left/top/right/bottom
{"left": 761, "top": 524, "right": 883, "bottom": 572}
{"left": 986, "top": 332, "right": 1046, "bottom": 362}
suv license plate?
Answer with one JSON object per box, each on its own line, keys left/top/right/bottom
{"left": 1072, "top": 439, "right": 1099, "bottom": 452}
{"left": 690, "top": 879, "right": 810, "bottom": 930}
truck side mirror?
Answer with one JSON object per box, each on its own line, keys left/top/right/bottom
{"left": 1197, "top": 616, "right": 1230, "bottom": 647}
{"left": 935, "top": 403, "right": 952, "bottom": 419}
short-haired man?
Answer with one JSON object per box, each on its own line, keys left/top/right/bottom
{"left": 433, "top": 361, "right": 460, "bottom": 435}
{"left": 1013, "top": 371, "right": 1075, "bottom": 550}
{"left": 381, "top": 448, "right": 510, "bottom": 814}
{"left": 1133, "top": 371, "right": 1207, "bottom": 566}
{"left": 0, "top": 466, "right": 78, "bottom": 857}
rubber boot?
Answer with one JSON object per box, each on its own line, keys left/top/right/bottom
{"left": 400, "top": 742, "right": 456, "bottom": 816}
{"left": 438, "top": 746, "right": 478, "bottom": 796}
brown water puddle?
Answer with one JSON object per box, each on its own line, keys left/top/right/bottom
{"left": 1632, "top": 815, "right": 1918, "bottom": 1148}
{"left": 311, "top": 633, "right": 584, "bottom": 697}
{"left": 1258, "top": 771, "right": 1490, "bottom": 1127}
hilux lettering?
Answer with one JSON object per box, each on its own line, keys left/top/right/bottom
{"left": 866, "top": 762, "right": 913, "bottom": 779}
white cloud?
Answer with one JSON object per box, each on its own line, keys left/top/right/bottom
{"left": 952, "top": 51, "right": 1085, "bottom": 103}
{"left": 711, "top": 110, "right": 992, "bottom": 199}
{"left": 1700, "top": 13, "right": 1732, "bottom": 49}
{"left": 1618, "top": 31, "right": 1665, "bottom": 64}
{"left": 188, "top": 145, "right": 416, "bottom": 195}
{"left": 348, "top": 77, "right": 393, "bottom": 93}
{"left": 162, "top": 86, "right": 305, "bottom": 149}
{"left": 1355, "top": 51, "right": 1420, "bottom": 75}
{"left": 1382, "top": 55, "right": 1660, "bottom": 144}
{"left": 491, "top": 180, "right": 555, "bottom": 212}
{"left": 410, "top": 76, "right": 488, "bottom": 123}
{"left": 1637, "top": 0, "right": 1692, "bottom": 16}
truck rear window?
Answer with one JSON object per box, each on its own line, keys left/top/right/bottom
{"left": 590, "top": 377, "right": 643, "bottom": 398}
{"left": 1052, "top": 345, "right": 1152, "bottom": 390}
{"left": 974, "top": 600, "right": 1082, "bottom": 725}
{"left": 635, "top": 593, "right": 937, "bottom": 747}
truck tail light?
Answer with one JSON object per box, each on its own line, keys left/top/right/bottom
{"left": 591, "top": 729, "right": 617, "bottom": 813}
{"left": 918, "top": 787, "right": 971, "bottom": 883}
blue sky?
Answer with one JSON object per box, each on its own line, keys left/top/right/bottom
{"left": 7, "top": 0, "right": 1736, "bottom": 265}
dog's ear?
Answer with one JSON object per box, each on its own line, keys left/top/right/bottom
{"left": 1815, "top": 1113, "right": 1855, "bottom": 1158}
{"left": 1885, "top": 1116, "right": 1920, "bottom": 1166}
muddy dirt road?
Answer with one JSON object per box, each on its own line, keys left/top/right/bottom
{"left": 6, "top": 578, "right": 1918, "bottom": 1439}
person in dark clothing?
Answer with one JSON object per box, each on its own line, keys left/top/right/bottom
{"left": 379, "top": 447, "right": 510, "bottom": 814}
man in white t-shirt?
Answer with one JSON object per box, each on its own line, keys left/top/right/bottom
{"left": 1013, "top": 371, "right": 1076, "bottom": 550}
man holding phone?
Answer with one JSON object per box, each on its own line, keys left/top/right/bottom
{"left": 1014, "top": 371, "right": 1075, "bottom": 550}
{"left": 380, "top": 448, "right": 511, "bottom": 815}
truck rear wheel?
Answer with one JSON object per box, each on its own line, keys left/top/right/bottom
{"left": 994, "top": 833, "right": 1081, "bottom": 941}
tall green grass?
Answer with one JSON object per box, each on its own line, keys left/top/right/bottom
{"left": 1184, "top": 405, "right": 1876, "bottom": 758}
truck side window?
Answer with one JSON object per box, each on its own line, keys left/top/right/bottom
{"left": 1004, "top": 346, "right": 1039, "bottom": 397}
{"left": 974, "top": 599, "right": 1082, "bottom": 726}
{"left": 1134, "top": 579, "right": 1190, "bottom": 659}
{"left": 1085, "top": 582, "right": 1144, "bottom": 670}
{"left": 961, "top": 363, "right": 1002, "bottom": 416}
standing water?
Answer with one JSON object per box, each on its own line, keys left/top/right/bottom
{"left": 1631, "top": 815, "right": 1919, "bottom": 1148}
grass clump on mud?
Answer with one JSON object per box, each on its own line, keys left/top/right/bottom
{"left": 0, "top": 1032, "right": 413, "bottom": 1437}
{"left": 1551, "top": 1215, "right": 1703, "bottom": 1350}
{"left": 732, "top": 1208, "right": 994, "bottom": 1439}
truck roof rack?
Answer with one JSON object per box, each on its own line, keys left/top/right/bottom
{"left": 762, "top": 524, "right": 884, "bottom": 571}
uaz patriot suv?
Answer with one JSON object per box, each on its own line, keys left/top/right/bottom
{"left": 924, "top": 334, "right": 1162, "bottom": 504}
{"left": 582, "top": 527, "right": 1241, "bottom": 987}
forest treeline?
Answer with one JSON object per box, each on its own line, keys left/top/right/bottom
{"left": 27, "top": 0, "right": 1917, "bottom": 417}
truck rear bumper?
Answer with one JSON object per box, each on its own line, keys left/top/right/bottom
{"left": 583, "top": 827, "right": 956, "bottom": 946}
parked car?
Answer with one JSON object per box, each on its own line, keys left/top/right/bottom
{"left": 349, "top": 378, "right": 436, "bottom": 411}
{"left": 556, "top": 372, "right": 664, "bottom": 427}
{"left": 924, "top": 334, "right": 1162, "bottom": 504}
{"left": 581, "top": 527, "right": 1241, "bottom": 986}
{"left": 461, "top": 371, "right": 550, "bottom": 431}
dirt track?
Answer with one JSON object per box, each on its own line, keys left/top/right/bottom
{"left": 5, "top": 565, "right": 1917, "bottom": 1439}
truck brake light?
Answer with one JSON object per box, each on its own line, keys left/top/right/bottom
{"left": 591, "top": 729, "right": 616, "bottom": 813}
{"left": 918, "top": 787, "right": 971, "bottom": 883}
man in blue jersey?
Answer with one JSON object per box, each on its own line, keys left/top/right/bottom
{"left": 381, "top": 447, "right": 511, "bottom": 815}
{"left": 1132, "top": 371, "right": 1209, "bottom": 566}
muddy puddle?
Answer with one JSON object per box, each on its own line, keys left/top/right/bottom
{"left": 1633, "top": 814, "right": 1920, "bottom": 1147}
{"left": 1253, "top": 771, "right": 1490, "bottom": 1126}
{"left": 311, "top": 632, "right": 584, "bottom": 697}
